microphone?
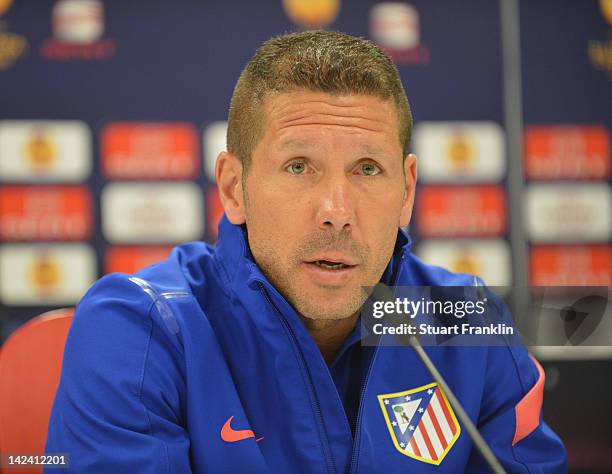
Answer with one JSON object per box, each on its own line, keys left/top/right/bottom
{"left": 407, "top": 335, "right": 506, "bottom": 474}
{"left": 368, "top": 283, "right": 507, "bottom": 474}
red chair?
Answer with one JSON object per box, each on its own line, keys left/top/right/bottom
{"left": 0, "top": 309, "right": 73, "bottom": 474}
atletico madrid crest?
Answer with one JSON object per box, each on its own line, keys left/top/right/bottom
{"left": 378, "top": 382, "right": 460, "bottom": 465}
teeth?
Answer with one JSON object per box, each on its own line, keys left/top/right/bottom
{"left": 314, "top": 260, "right": 346, "bottom": 269}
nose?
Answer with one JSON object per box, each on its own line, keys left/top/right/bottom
{"left": 315, "top": 174, "right": 356, "bottom": 232}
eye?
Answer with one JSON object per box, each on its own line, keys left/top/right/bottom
{"left": 286, "top": 161, "right": 307, "bottom": 175}
{"left": 358, "top": 162, "right": 381, "bottom": 176}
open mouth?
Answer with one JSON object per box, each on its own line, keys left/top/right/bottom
{"left": 303, "top": 257, "right": 358, "bottom": 285}
{"left": 308, "top": 259, "right": 357, "bottom": 270}
{"left": 313, "top": 260, "right": 349, "bottom": 270}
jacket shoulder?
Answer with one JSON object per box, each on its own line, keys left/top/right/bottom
{"left": 72, "top": 242, "right": 217, "bottom": 350}
{"left": 47, "top": 270, "right": 192, "bottom": 471}
{"left": 132, "top": 241, "right": 215, "bottom": 293}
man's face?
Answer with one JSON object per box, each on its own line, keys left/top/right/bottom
{"left": 228, "top": 90, "right": 416, "bottom": 322}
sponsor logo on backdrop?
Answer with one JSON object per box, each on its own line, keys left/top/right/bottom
{"left": 601, "top": 0, "right": 612, "bottom": 23}
{"left": 0, "top": 120, "right": 91, "bottom": 182}
{"left": 207, "top": 186, "right": 224, "bottom": 241}
{"left": 0, "top": 186, "right": 92, "bottom": 240}
{"left": 101, "top": 182, "right": 204, "bottom": 243}
{"left": 0, "top": 0, "right": 28, "bottom": 69}
{"left": 0, "top": 0, "right": 13, "bottom": 15}
{"left": 524, "top": 126, "right": 610, "bottom": 180}
{"left": 369, "top": 2, "right": 429, "bottom": 65}
{"left": 203, "top": 121, "right": 227, "bottom": 182}
{"left": 282, "top": 0, "right": 340, "bottom": 29}
{"left": 40, "top": 0, "right": 116, "bottom": 61}
{"left": 25, "top": 128, "right": 57, "bottom": 173}
{"left": 526, "top": 184, "right": 611, "bottom": 242}
{"left": 0, "top": 243, "right": 96, "bottom": 305}
{"left": 589, "top": 0, "right": 612, "bottom": 75}
{"left": 417, "top": 239, "right": 511, "bottom": 287}
{"left": 102, "top": 123, "right": 198, "bottom": 179}
{"left": 599, "top": 0, "right": 612, "bottom": 25}
{"left": 414, "top": 122, "right": 505, "bottom": 183}
{"left": 446, "top": 132, "right": 474, "bottom": 173}
{"left": 416, "top": 186, "right": 507, "bottom": 237}
{"left": 105, "top": 246, "right": 172, "bottom": 274}
{"left": 530, "top": 245, "right": 611, "bottom": 286}
{"left": 29, "top": 251, "right": 61, "bottom": 295}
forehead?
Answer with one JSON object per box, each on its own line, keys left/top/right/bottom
{"left": 259, "top": 90, "right": 402, "bottom": 151}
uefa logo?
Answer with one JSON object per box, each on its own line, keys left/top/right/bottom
{"left": 282, "top": 0, "right": 341, "bottom": 29}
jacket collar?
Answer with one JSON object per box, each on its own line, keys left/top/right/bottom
{"left": 214, "top": 214, "right": 413, "bottom": 290}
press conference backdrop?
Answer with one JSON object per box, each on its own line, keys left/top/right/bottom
{"left": 0, "top": 0, "right": 610, "bottom": 471}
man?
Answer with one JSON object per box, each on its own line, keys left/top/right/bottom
{"left": 46, "top": 31, "right": 566, "bottom": 472}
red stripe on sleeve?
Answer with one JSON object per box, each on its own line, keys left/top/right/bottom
{"left": 512, "top": 354, "right": 545, "bottom": 446}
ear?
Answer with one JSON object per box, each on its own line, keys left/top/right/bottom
{"left": 399, "top": 153, "right": 417, "bottom": 228}
{"left": 215, "top": 150, "right": 246, "bottom": 225}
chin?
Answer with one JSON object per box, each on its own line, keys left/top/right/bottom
{"left": 293, "top": 293, "right": 364, "bottom": 321}
{"left": 302, "top": 310, "right": 355, "bottom": 321}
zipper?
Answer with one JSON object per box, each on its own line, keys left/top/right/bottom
{"left": 258, "top": 283, "right": 337, "bottom": 474}
{"left": 349, "top": 250, "right": 408, "bottom": 473}
{"left": 348, "top": 341, "right": 381, "bottom": 474}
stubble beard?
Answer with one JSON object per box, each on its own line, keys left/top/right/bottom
{"left": 242, "top": 184, "right": 397, "bottom": 327}
{"left": 251, "top": 227, "right": 371, "bottom": 323}
{"left": 243, "top": 190, "right": 374, "bottom": 323}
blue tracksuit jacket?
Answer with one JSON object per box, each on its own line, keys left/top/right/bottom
{"left": 46, "top": 217, "right": 566, "bottom": 473}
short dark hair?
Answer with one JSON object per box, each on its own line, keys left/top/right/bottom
{"left": 227, "top": 30, "right": 413, "bottom": 170}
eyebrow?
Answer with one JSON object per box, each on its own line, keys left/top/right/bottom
{"left": 358, "top": 144, "right": 385, "bottom": 156}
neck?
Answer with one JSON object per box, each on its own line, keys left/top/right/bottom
{"left": 300, "top": 312, "right": 359, "bottom": 365}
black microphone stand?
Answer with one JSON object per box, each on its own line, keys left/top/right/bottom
{"left": 371, "top": 283, "right": 507, "bottom": 474}
{"left": 407, "top": 334, "right": 507, "bottom": 474}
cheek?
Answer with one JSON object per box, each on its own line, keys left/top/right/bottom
{"left": 373, "top": 224, "right": 399, "bottom": 257}
{"left": 360, "top": 188, "right": 405, "bottom": 227}
{"left": 253, "top": 201, "right": 301, "bottom": 235}
{"left": 245, "top": 189, "right": 304, "bottom": 263}
{"left": 360, "top": 200, "right": 402, "bottom": 265}
{"left": 250, "top": 183, "right": 313, "bottom": 229}
{"left": 246, "top": 185, "right": 280, "bottom": 224}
